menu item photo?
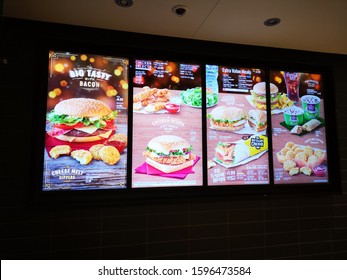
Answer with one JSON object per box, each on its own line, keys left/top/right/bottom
{"left": 214, "top": 135, "right": 268, "bottom": 168}
{"left": 142, "top": 135, "right": 197, "bottom": 174}
{"left": 270, "top": 70, "right": 328, "bottom": 184}
{"left": 42, "top": 51, "right": 129, "bottom": 191}
{"left": 47, "top": 98, "right": 117, "bottom": 142}
{"left": 207, "top": 65, "right": 269, "bottom": 186}
{"left": 133, "top": 86, "right": 172, "bottom": 113}
{"left": 208, "top": 106, "right": 247, "bottom": 131}
{"left": 132, "top": 59, "right": 203, "bottom": 188}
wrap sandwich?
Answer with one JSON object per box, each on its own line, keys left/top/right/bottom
{"left": 214, "top": 135, "right": 268, "bottom": 167}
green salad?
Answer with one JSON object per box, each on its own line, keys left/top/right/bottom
{"left": 180, "top": 87, "right": 218, "bottom": 107}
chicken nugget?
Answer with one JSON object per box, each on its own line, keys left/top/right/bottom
{"left": 49, "top": 145, "right": 72, "bottom": 159}
{"left": 89, "top": 144, "right": 105, "bottom": 160}
{"left": 71, "top": 150, "right": 93, "bottom": 165}
{"left": 280, "top": 147, "right": 290, "bottom": 156}
{"left": 285, "top": 151, "right": 296, "bottom": 160}
{"left": 300, "top": 166, "right": 312, "bottom": 176}
{"left": 293, "top": 147, "right": 304, "bottom": 155}
{"left": 285, "top": 142, "right": 295, "bottom": 149}
{"left": 289, "top": 167, "right": 299, "bottom": 176}
{"left": 307, "top": 155, "right": 318, "bottom": 165}
{"left": 295, "top": 152, "right": 307, "bottom": 162}
{"left": 314, "top": 149, "right": 323, "bottom": 158}
{"left": 99, "top": 146, "right": 120, "bottom": 165}
{"left": 303, "top": 146, "right": 314, "bottom": 157}
{"left": 283, "top": 159, "right": 296, "bottom": 171}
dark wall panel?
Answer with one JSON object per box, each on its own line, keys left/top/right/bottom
{"left": 1, "top": 18, "right": 347, "bottom": 260}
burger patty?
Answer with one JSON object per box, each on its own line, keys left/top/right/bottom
{"left": 144, "top": 151, "right": 196, "bottom": 165}
{"left": 64, "top": 129, "right": 109, "bottom": 137}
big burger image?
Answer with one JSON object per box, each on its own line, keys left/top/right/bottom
{"left": 47, "top": 98, "right": 117, "bottom": 142}
{"left": 208, "top": 106, "right": 247, "bottom": 131}
{"left": 143, "top": 135, "right": 196, "bottom": 173}
{"left": 250, "top": 82, "right": 279, "bottom": 110}
{"left": 248, "top": 109, "right": 267, "bottom": 132}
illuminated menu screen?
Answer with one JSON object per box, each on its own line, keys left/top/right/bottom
{"left": 206, "top": 65, "right": 269, "bottom": 185}
{"left": 270, "top": 71, "right": 328, "bottom": 184}
{"left": 43, "top": 51, "right": 129, "bottom": 191}
{"left": 132, "top": 59, "right": 203, "bottom": 188}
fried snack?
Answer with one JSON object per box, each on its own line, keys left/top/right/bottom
{"left": 145, "top": 102, "right": 166, "bottom": 113}
{"left": 108, "top": 133, "right": 127, "bottom": 146}
{"left": 283, "top": 159, "right": 296, "bottom": 171}
{"left": 153, "top": 88, "right": 169, "bottom": 97}
{"left": 133, "top": 102, "right": 143, "bottom": 111}
{"left": 303, "top": 146, "right": 314, "bottom": 157}
{"left": 314, "top": 149, "right": 323, "bottom": 158}
{"left": 133, "top": 87, "right": 171, "bottom": 113}
{"left": 276, "top": 153, "right": 287, "bottom": 164}
{"left": 49, "top": 145, "right": 72, "bottom": 159}
{"left": 285, "top": 151, "right": 296, "bottom": 160}
{"left": 278, "top": 141, "right": 325, "bottom": 176}
{"left": 295, "top": 152, "right": 307, "bottom": 162}
{"left": 99, "top": 146, "right": 120, "bottom": 165}
{"left": 278, "top": 94, "right": 293, "bottom": 109}
{"left": 291, "top": 144, "right": 300, "bottom": 151}
{"left": 280, "top": 147, "right": 290, "bottom": 156}
{"left": 71, "top": 150, "right": 93, "bottom": 165}
{"left": 133, "top": 88, "right": 153, "bottom": 103}
{"left": 307, "top": 155, "right": 318, "bottom": 165}
{"left": 293, "top": 147, "right": 304, "bottom": 155}
{"left": 285, "top": 142, "right": 295, "bottom": 149}
{"left": 289, "top": 167, "right": 299, "bottom": 176}
{"left": 89, "top": 144, "right": 105, "bottom": 160}
{"left": 300, "top": 166, "right": 313, "bottom": 176}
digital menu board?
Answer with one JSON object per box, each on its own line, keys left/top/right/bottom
{"left": 206, "top": 65, "right": 269, "bottom": 185}
{"left": 132, "top": 59, "right": 203, "bottom": 188}
{"left": 43, "top": 51, "right": 129, "bottom": 191}
{"left": 270, "top": 71, "right": 328, "bottom": 184}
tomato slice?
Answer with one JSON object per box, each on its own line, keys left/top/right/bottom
{"left": 53, "top": 122, "right": 85, "bottom": 130}
{"left": 104, "top": 119, "right": 115, "bottom": 129}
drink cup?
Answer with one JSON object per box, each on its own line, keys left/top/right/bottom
{"left": 284, "top": 72, "right": 301, "bottom": 103}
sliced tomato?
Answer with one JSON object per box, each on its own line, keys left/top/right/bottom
{"left": 104, "top": 119, "right": 115, "bottom": 129}
{"left": 53, "top": 122, "right": 85, "bottom": 130}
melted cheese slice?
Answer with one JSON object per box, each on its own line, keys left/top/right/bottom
{"left": 59, "top": 130, "right": 113, "bottom": 142}
{"left": 75, "top": 125, "right": 98, "bottom": 134}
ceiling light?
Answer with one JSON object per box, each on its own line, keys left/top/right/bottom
{"left": 264, "top": 17, "right": 281, "bottom": 26}
{"left": 114, "top": 0, "right": 133, "bottom": 7}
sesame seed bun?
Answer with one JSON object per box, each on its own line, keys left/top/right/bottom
{"left": 54, "top": 98, "right": 112, "bottom": 117}
{"left": 253, "top": 82, "right": 278, "bottom": 95}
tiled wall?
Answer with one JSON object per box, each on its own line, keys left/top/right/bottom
{"left": 1, "top": 196, "right": 347, "bottom": 259}
{"left": 1, "top": 18, "right": 347, "bottom": 260}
